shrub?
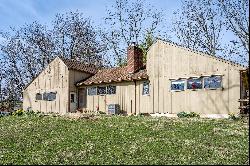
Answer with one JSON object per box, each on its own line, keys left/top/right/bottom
{"left": 98, "top": 111, "right": 106, "bottom": 114}
{"left": 177, "top": 111, "right": 200, "bottom": 118}
{"left": 25, "top": 110, "right": 35, "bottom": 115}
{"left": 12, "top": 109, "right": 24, "bottom": 116}
{"left": 189, "top": 112, "right": 200, "bottom": 118}
{"left": 228, "top": 113, "right": 240, "bottom": 120}
{"left": 177, "top": 111, "right": 189, "bottom": 118}
{"left": 138, "top": 113, "right": 151, "bottom": 116}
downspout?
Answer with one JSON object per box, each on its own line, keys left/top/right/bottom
{"left": 68, "top": 69, "right": 70, "bottom": 113}
{"left": 239, "top": 70, "right": 242, "bottom": 110}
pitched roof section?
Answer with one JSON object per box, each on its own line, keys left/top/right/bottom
{"left": 76, "top": 66, "right": 148, "bottom": 86}
{"left": 60, "top": 57, "right": 99, "bottom": 74}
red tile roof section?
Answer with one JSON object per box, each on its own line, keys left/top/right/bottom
{"left": 76, "top": 66, "right": 148, "bottom": 86}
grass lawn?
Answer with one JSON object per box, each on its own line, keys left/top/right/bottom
{"left": 0, "top": 114, "right": 249, "bottom": 165}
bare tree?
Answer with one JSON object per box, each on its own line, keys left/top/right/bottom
{"left": 218, "top": 0, "right": 249, "bottom": 64}
{"left": 102, "top": 0, "right": 169, "bottom": 66}
{"left": 173, "top": 0, "right": 224, "bottom": 56}
{"left": 0, "top": 60, "right": 4, "bottom": 104}
{"left": 0, "top": 11, "right": 107, "bottom": 110}
{"left": 52, "top": 11, "right": 106, "bottom": 66}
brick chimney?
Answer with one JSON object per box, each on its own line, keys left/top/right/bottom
{"left": 127, "top": 42, "right": 143, "bottom": 73}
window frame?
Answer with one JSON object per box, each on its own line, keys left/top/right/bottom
{"left": 187, "top": 77, "right": 203, "bottom": 90}
{"left": 70, "top": 93, "right": 75, "bottom": 103}
{"left": 87, "top": 87, "right": 97, "bottom": 96}
{"left": 47, "top": 92, "right": 56, "bottom": 101}
{"left": 203, "top": 75, "right": 223, "bottom": 90}
{"left": 43, "top": 92, "right": 49, "bottom": 100}
{"left": 107, "top": 85, "right": 116, "bottom": 95}
{"left": 142, "top": 81, "right": 150, "bottom": 96}
{"left": 35, "top": 93, "right": 43, "bottom": 100}
{"left": 97, "top": 86, "right": 107, "bottom": 95}
{"left": 170, "top": 79, "right": 186, "bottom": 92}
{"left": 42, "top": 92, "right": 56, "bottom": 101}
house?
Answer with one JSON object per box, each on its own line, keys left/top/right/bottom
{"left": 23, "top": 40, "right": 247, "bottom": 116}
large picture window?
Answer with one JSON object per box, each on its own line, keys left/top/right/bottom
{"left": 97, "top": 86, "right": 106, "bottom": 95}
{"left": 187, "top": 78, "right": 202, "bottom": 90}
{"left": 204, "top": 76, "right": 222, "bottom": 89}
{"left": 142, "top": 82, "right": 150, "bottom": 95}
{"left": 87, "top": 87, "right": 97, "bottom": 96}
{"left": 171, "top": 80, "right": 185, "bottom": 91}
{"left": 107, "top": 85, "right": 116, "bottom": 94}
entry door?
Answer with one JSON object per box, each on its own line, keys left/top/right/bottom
{"left": 99, "top": 95, "right": 106, "bottom": 113}
{"left": 78, "top": 88, "right": 87, "bottom": 108}
{"left": 70, "top": 92, "right": 77, "bottom": 112}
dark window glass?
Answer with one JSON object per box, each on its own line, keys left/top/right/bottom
{"left": 35, "top": 93, "right": 42, "bottom": 100}
{"left": 43, "top": 92, "right": 48, "bottom": 100}
{"left": 87, "top": 87, "right": 97, "bottom": 96}
{"left": 171, "top": 80, "right": 185, "bottom": 91}
{"left": 47, "top": 92, "right": 56, "bottom": 101}
{"left": 107, "top": 85, "right": 116, "bottom": 94}
{"left": 142, "top": 82, "right": 149, "bottom": 95}
{"left": 97, "top": 86, "right": 106, "bottom": 95}
{"left": 187, "top": 78, "right": 202, "bottom": 90}
{"left": 42, "top": 92, "right": 56, "bottom": 101}
{"left": 204, "top": 76, "right": 222, "bottom": 89}
{"left": 70, "top": 94, "right": 75, "bottom": 103}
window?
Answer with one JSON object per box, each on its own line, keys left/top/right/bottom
{"left": 47, "top": 92, "right": 56, "bottom": 101}
{"left": 42, "top": 92, "right": 56, "bottom": 101}
{"left": 107, "top": 85, "right": 116, "bottom": 94}
{"left": 87, "top": 87, "right": 97, "bottom": 96}
{"left": 204, "top": 76, "right": 222, "bottom": 89}
{"left": 70, "top": 94, "right": 75, "bottom": 103}
{"left": 142, "top": 82, "right": 150, "bottom": 95}
{"left": 43, "top": 92, "right": 49, "bottom": 100}
{"left": 97, "top": 86, "right": 106, "bottom": 95}
{"left": 187, "top": 78, "right": 202, "bottom": 90}
{"left": 35, "top": 93, "right": 42, "bottom": 100}
{"left": 171, "top": 80, "right": 185, "bottom": 91}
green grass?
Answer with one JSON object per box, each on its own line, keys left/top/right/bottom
{"left": 0, "top": 114, "right": 249, "bottom": 165}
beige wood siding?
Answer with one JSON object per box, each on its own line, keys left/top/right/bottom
{"left": 146, "top": 40, "right": 245, "bottom": 115}
{"left": 68, "top": 70, "right": 91, "bottom": 112}
{"left": 23, "top": 57, "right": 69, "bottom": 114}
{"left": 84, "top": 82, "right": 136, "bottom": 114}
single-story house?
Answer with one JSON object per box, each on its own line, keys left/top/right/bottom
{"left": 23, "top": 40, "right": 247, "bottom": 116}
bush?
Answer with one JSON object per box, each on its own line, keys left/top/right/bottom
{"left": 138, "top": 113, "right": 151, "bottom": 116}
{"left": 177, "top": 111, "right": 200, "bottom": 118}
{"left": 228, "top": 113, "right": 240, "bottom": 120}
{"left": 177, "top": 111, "right": 189, "bottom": 118}
{"left": 189, "top": 112, "right": 200, "bottom": 118}
{"left": 98, "top": 111, "right": 106, "bottom": 114}
{"left": 25, "top": 110, "right": 36, "bottom": 115}
{"left": 12, "top": 109, "right": 24, "bottom": 116}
